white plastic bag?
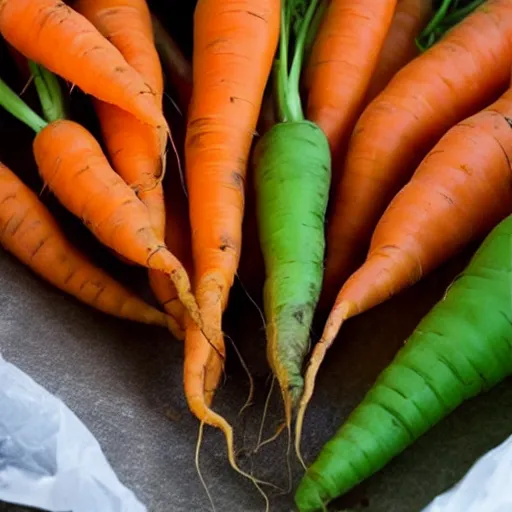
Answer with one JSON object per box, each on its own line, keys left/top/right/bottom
{"left": 422, "top": 433, "right": 512, "bottom": 512}
{"left": 0, "top": 355, "right": 147, "bottom": 512}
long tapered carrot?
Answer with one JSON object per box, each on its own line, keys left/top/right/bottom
{"left": 296, "top": 213, "right": 512, "bottom": 511}
{"left": 365, "top": 0, "right": 432, "bottom": 103}
{"left": 184, "top": 0, "right": 279, "bottom": 456}
{"left": 253, "top": 0, "right": 332, "bottom": 427}
{"left": 322, "top": 0, "right": 512, "bottom": 303}
{"left": 305, "top": 0, "right": 397, "bottom": 164}
{"left": 0, "top": 0, "right": 165, "bottom": 127}
{"left": 0, "top": 161, "right": 171, "bottom": 328}
{"left": 73, "top": 0, "right": 167, "bottom": 236}
{"left": 147, "top": 37, "right": 193, "bottom": 337}
{"left": 149, "top": 159, "right": 193, "bottom": 338}
{"left": 30, "top": 119, "right": 205, "bottom": 334}
{"left": 0, "top": 59, "right": 196, "bottom": 339}
{"left": 296, "top": 85, "right": 512, "bottom": 456}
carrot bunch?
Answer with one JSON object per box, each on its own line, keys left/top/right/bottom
{"left": 3, "top": 0, "right": 512, "bottom": 508}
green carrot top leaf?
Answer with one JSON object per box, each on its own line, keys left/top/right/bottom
{"left": 0, "top": 62, "right": 65, "bottom": 133}
{"left": 416, "top": 0, "right": 485, "bottom": 51}
{"left": 276, "top": 0, "right": 321, "bottom": 123}
{"left": 0, "top": 74, "right": 47, "bottom": 133}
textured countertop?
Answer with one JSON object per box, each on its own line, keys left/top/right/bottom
{"left": 1, "top": 242, "right": 512, "bottom": 512}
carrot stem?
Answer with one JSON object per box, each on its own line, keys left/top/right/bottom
{"left": 303, "top": 0, "right": 327, "bottom": 65}
{"left": 277, "top": 0, "right": 320, "bottom": 123}
{"left": 277, "top": 3, "right": 292, "bottom": 121}
{"left": 288, "top": 0, "right": 319, "bottom": 119}
{"left": 416, "top": 0, "right": 484, "bottom": 51}
{"left": 421, "top": 0, "right": 454, "bottom": 38}
{"left": 28, "top": 61, "right": 66, "bottom": 123}
{"left": 0, "top": 76, "right": 47, "bottom": 133}
{"left": 441, "top": 0, "right": 485, "bottom": 26}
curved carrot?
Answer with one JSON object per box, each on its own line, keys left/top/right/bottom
{"left": 305, "top": 0, "right": 397, "bottom": 161}
{"left": 296, "top": 85, "right": 512, "bottom": 453}
{"left": 0, "top": 64, "right": 193, "bottom": 335}
{"left": 323, "top": 0, "right": 512, "bottom": 302}
{"left": 184, "top": 0, "right": 279, "bottom": 458}
{"left": 0, "top": 0, "right": 165, "bottom": 127}
{"left": 149, "top": 160, "right": 193, "bottom": 338}
{"left": 73, "top": 0, "right": 167, "bottom": 232}
{"left": 31, "top": 120, "right": 203, "bottom": 340}
{"left": 365, "top": 0, "right": 432, "bottom": 103}
{"left": 0, "top": 161, "right": 169, "bottom": 328}
{"left": 296, "top": 213, "right": 512, "bottom": 511}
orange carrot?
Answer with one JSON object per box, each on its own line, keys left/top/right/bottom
{"left": 305, "top": 0, "right": 397, "bottom": 162}
{"left": 147, "top": 45, "right": 193, "bottom": 337}
{"left": 184, "top": 0, "right": 279, "bottom": 454}
{"left": 365, "top": 0, "right": 432, "bottom": 103}
{"left": 30, "top": 119, "right": 204, "bottom": 341}
{"left": 0, "top": 0, "right": 165, "bottom": 127}
{"left": 151, "top": 13, "right": 192, "bottom": 113}
{"left": 73, "top": 0, "right": 167, "bottom": 237}
{"left": 148, "top": 161, "right": 192, "bottom": 339}
{"left": 0, "top": 161, "right": 170, "bottom": 328}
{"left": 296, "top": 85, "right": 512, "bottom": 453}
{"left": 322, "top": 0, "right": 512, "bottom": 304}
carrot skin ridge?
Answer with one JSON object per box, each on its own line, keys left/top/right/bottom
{"left": 0, "top": 161, "right": 169, "bottom": 328}
{"left": 295, "top": 214, "right": 512, "bottom": 511}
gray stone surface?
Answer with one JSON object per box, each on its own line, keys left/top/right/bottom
{"left": 1, "top": 244, "right": 511, "bottom": 512}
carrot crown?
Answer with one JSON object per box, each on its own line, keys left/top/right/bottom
{"left": 0, "top": 61, "right": 66, "bottom": 133}
{"left": 416, "top": 0, "right": 485, "bottom": 51}
{"left": 276, "top": 0, "right": 321, "bottom": 122}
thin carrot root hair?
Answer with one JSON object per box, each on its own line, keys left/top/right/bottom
{"left": 195, "top": 421, "right": 217, "bottom": 512}
{"left": 223, "top": 333, "right": 255, "bottom": 417}
{"left": 253, "top": 376, "right": 286, "bottom": 456}
{"left": 189, "top": 392, "right": 273, "bottom": 510}
{"left": 254, "top": 375, "right": 276, "bottom": 453}
{"left": 295, "top": 300, "right": 353, "bottom": 468}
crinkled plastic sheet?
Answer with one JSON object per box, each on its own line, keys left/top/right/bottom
{"left": 0, "top": 355, "right": 147, "bottom": 512}
{"left": 422, "top": 432, "right": 512, "bottom": 512}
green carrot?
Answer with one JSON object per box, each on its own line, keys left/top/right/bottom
{"left": 253, "top": 0, "right": 331, "bottom": 424}
{"left": 295, "top": 213, "right": 512, "bottom": 511}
